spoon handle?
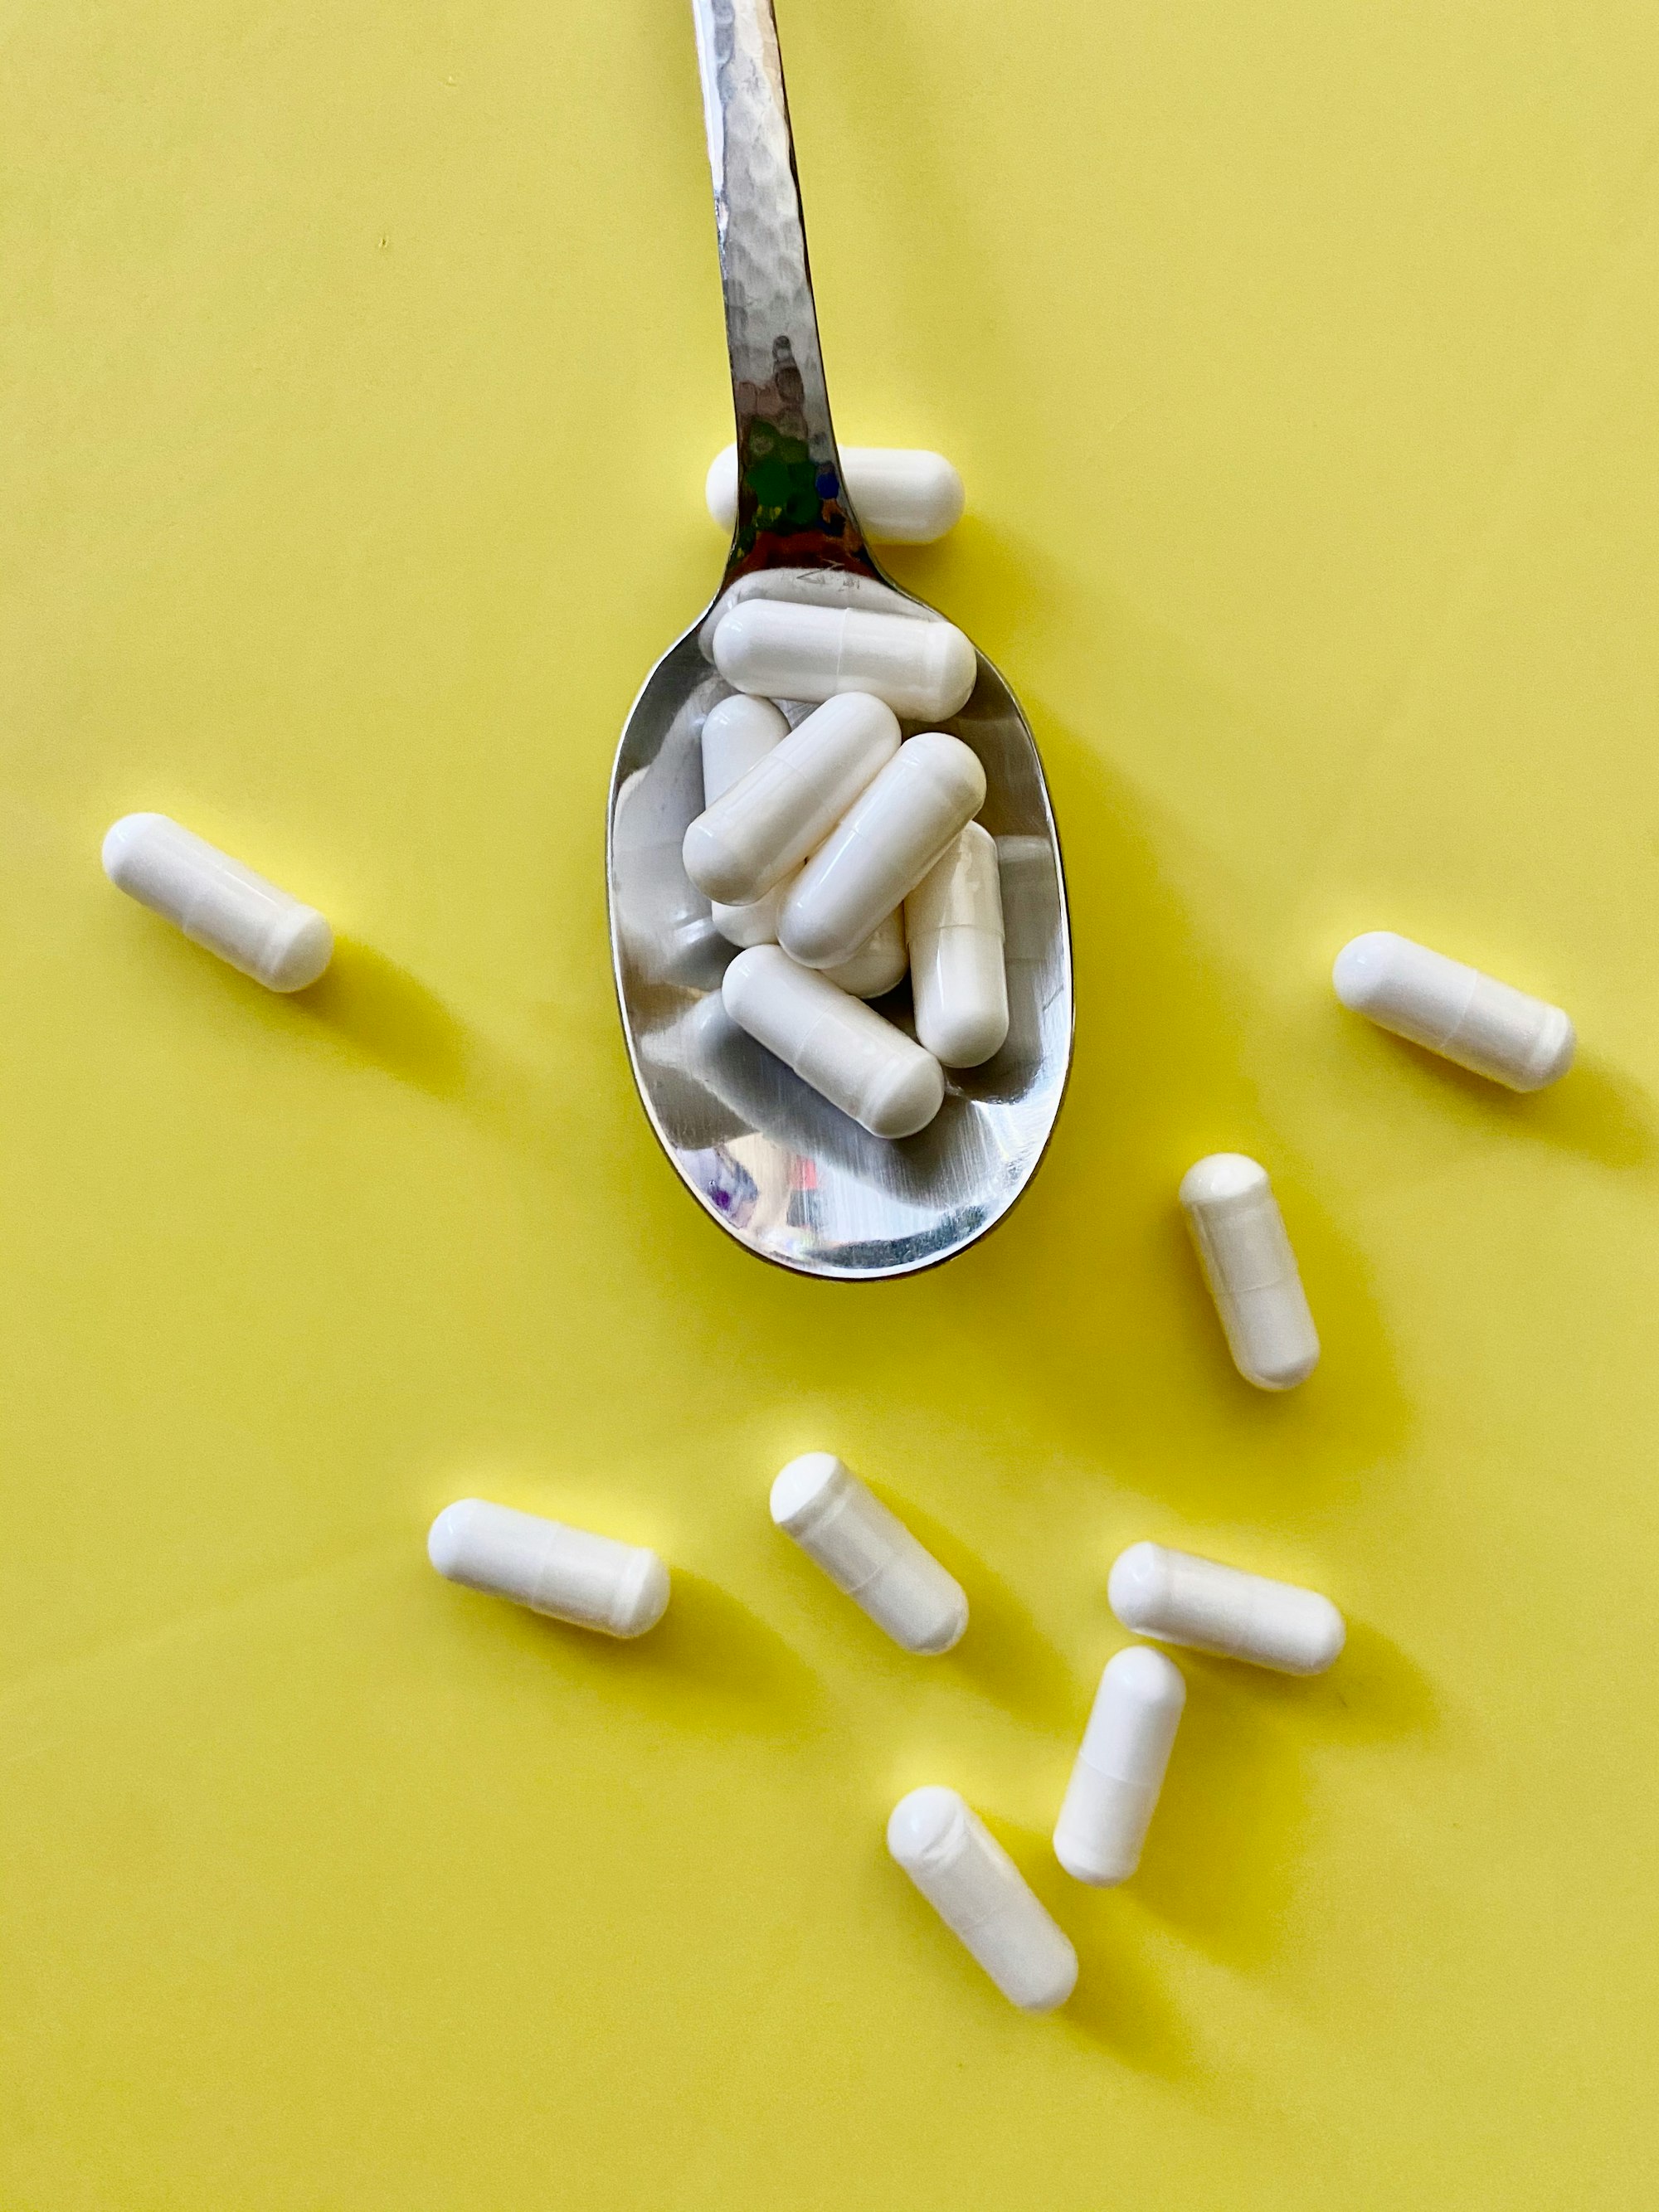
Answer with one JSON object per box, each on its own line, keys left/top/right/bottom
{"left": 690, "top": 0, "right": 877, "bottom": 581}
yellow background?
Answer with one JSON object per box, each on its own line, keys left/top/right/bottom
{"left": 3, "top": 1, "right": 1657, "bottom": 2205}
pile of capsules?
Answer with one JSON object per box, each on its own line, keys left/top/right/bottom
{"left": 94, "top": 440, "right": 1579, "bottom": 2015}
{"left": 684, "top": 643, "right": 995, "bottom": 1140}
{"left": 688, "top": 444, "right": 1008, "bottom": 1140}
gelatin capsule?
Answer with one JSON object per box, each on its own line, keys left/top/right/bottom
{"left": 1052, "top": 1646, "right": 1185, "bottom": 1886}
{"left": 770, "top": 1452, "right": 966, "bottom": 1653}
{"left": 706, "top": 444, "right": 965, "bottom": 543}
{"left": 712, "top": 599, "right": 976, "bottom": 722}
{"left": 779, "top": 733, "right": 986, "bottom": 973}
{"left": 1332, "top": 930, "right": 1574, "bottom": 1091}
{"left": 1180, "top": 1154, "right": 1320, "bottom": 1390}
{"left": 721, "top": 946, "right": 943, "bottom": 1139}
{"left": 888, "top": 1787, "right": 1078, "bottom": 2012}
{"left": 1108, "top": 1542, "right": 1345, "bottom": 1675}
{"left": 683, "top": 691, "right": 899, "bottom": 907}
{"left": 102, "top": 812, "right": 333, "bottom": 993}
{"left": 427, "top": 1499, "right": 669, "bottom": 1639}
{"left": 700, "top": 693, "right": 793, "bottom": 949}
{"left": 823, "top": 908, "right": 907, "bottom": 999}
{"left": 905, "top": 822, "right": 1008, "bottom": 1067}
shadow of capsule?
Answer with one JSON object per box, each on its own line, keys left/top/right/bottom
{"left": 1131, "top": 1621, "right": 1436, "bottom": 1972}
{"left": 1258, "top": 1616, "right": 1439, "bottom": 1748}
{"left": 296, "top": 936, "right": 471, "bottom": 1100}
{"left": 980, "top": 1811, "right": 1192, "bottom": 2078}
{"left": 433, "top": 1562, "right": 825, "bottom": 1743}
{"left": 1515, "top": 1053, "right": 1659, "bottom": 1172}
{"left": 618, "top": 1568, "right": 828, "bottom": 1734}
{"left": 1108, "top": 1661, "right": 1306, "bottom": 1976}
{"left": 1348, "top": 1025, "right": 1659, "bottom": 1176}
{"left": 876, "top": 1489, "right": 1084, "bottom": 1737}
{"left": 568, "top": 1568, "right": 827, "bottom": 1741}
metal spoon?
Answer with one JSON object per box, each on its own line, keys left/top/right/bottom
{"left": 607, "top": 0, "right": 1072, "bottom": 1281}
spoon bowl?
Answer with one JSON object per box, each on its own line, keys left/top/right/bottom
{"left": 607, "top": 0, "right": 1071, "bottom": 1281}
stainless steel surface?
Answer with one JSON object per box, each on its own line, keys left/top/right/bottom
{"left": 606, "top": 0, "right": 1073, "bottom": 1280}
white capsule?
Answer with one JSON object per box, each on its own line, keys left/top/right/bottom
{"left": 1108, "top": 1542, "right": 1345, "bottom": 1675}
{"left": 888, "top": 1787, "right": 1078, "bottom": 2013}
{"left": 1332, "top": 929, "right": 1574, "bottom": 1091}
{"left": 905, "top": 822, "right": 1009, "bottom": 1066}
{"left": 700, "top": 693, "right": 792, "bottom": 947}
{"left": 712, "top": 599, "right": 977, "bottom": 722}
{"left": 708, "top": 892, "right": 783, "bottom": 952}
{"left": 611, "top": 757, "right": 730, "bottom": 989}
{"left": 822, "top": 907, "right": 907, "bottom": 999}
{"left": 102, "top": 813, "right": 333, "bottom": 992}
{"left": 1179, "top": 1154, "right": 1320, "bottom": 1391}
{"left": 719, "top": 909, "right": 909, "bottom": 994}
{"left": 722, "top": 946, "right": 944, "bottom": 1138}
{"left": 705, "top": 443, "right": 966, "bottom": 545}
{"left": 427, "top": 1499, "right": 669, "bottom": 1639}
{"left": 778, "top": 735, "right": 987, "bottom": 971}
{"left": 770, "top": 1453, "right": 967, "bottom": 1654}
{"left": 1052, "top": 1646, "right": 1185, "bottom": 1887}
{"left": 700, "top": 692, "right": 791, "bottom": 805}
{"left": 696, "top": 571, "right": 933, "bottom": 665}
{"left": 683, "top": 692, "right": 899, "bottom": 907}
{"left": 700, "top": 701, "right": 907, "bottom": 987}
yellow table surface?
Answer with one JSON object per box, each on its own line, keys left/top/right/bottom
{"left": 5, "top": 2, "right": 1657, "bottom": 2205}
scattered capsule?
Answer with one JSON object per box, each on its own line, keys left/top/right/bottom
{"left": 779, "top": 734, "right": 986, "bottom": 972}
{"left": 1108, "top": 1542, "right": 1345, "bottom": 1675}
{"left": 722, "top": 946, "right": 944, "bottom": 1138}
{"left": 1052, "top": 1647, "right": 1185, "bottom": 1887}
{"left": 706, "top": 443, "right": 966, "bottom": 544}
{"left": 770, "top": 1453, "right": 967, "bottom": 1653}
{"left": 682, "top": 691, "right": 899, "bottom": 907}
{"left": 1180, "top": 1154, "right": 1320, "bottom": 1391}
{"left": 1332, "top": 929, "right": 1574, "bottom": 1091}
{"left": 712, "top": 599, "right": 977, "bottom": 722}
{"left": 700, "top": 693, "right": 792, "bottom": 948}
{"left": 905, "top": 822, "right": 1008, "bottom": 1066}
{"left": 102, "top": 812, "right": 333, "bottom": 992}
{"left": 427, "top": 1499, "right": 669, "bottom": 1639}
{"left": 823, "top": 907, "right": 907, "bottom": 999}
{"left": 888, "top": 1787, "right": 1078, "bottom": 2013}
